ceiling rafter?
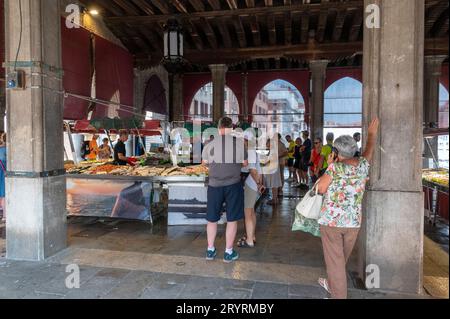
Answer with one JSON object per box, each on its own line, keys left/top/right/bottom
{"left": 189, "top": 0, "right": 205, "bottom": 12}
{"left": 331, "top": 8, "right": 347, "bottom": 42}
{"left": 284, "top": 11, "right": 292, "bottom": 45}
{"left": 150, "top": 0, "right": 171, "bottom": 14}
{"left": 207, "top": 0, "right": 222, "bottom": 11}
{"left": 267, "top": 14, "right": 277, "bottom": 46}
{"left": 202, "top": 18, "right": 218, "bottom": 49}
{"left": 104, "top": 1, "right": 365, "bottom": 25}
{"left": 232, "top": 16, "right": 247, "bottom": 48}
{"left": 245, "top": 0, "right": 255, "bottom": 8}
{"left": 217, "top": 18, "right": 233, "bottom": 48}
{"left": 183, "top": 18, "right": 204, "bottom": 51}
{"left": 171, "top": 0, "right": 189, "bottom": 13}
{"left": 130, "top": 0, "right": 155, "bottom": 15}
{"left": 300, "top": 13, "right": 309, "bottom": 44}
{"left": 348, "top": 9, "right": 363, "bottom": 42}
{"left": 250, "top": 15, "right": 261, "bottom": 47}
{"left": 226, "top": 0, "right": 238, "bottom": 10}
{"left": 112, "top": 0, "right": 140, "bottom": 15}
{"left": 316, "top": 9, "right": 328, "bottom": 42}
{"left": 425, "top": 1, "right": 449, "bottom": 36}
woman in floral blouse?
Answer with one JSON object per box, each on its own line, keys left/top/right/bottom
{"left": 316, "top": 118, "right": 379, "bottom": 299}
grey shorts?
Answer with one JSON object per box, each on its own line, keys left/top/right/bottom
{"left": 244, "top": 185, "right": 259, "bottom": 209}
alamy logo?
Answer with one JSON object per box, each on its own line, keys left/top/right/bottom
{"left": 65, "top": 264, "right": 80, "bottom": 289}
{"left": 365, "top": 264, "right": 380, "bottom": 289}
{"left": 65, "top": 4, "right": 81, "bottom": 29}
{"left": 365, "top": 4, "right": 381, "bottom": 29}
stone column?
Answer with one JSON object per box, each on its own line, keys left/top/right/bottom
{"left": 360, "top": 0, "right": 425, "bottom": 294}
{"left": 309, "top": 60, "right": 329, "bottom": 142}
{"left": 4, "top": 0, "right": 66, "bottom": 260}
{"left": 209, "top": 64, "right": 228, "bottom": 123}
{"left": 423, "top": 55, "right": 446, "bottom": 168}
{"left": 172, "top": 74, "right": 184, "bottom": 122}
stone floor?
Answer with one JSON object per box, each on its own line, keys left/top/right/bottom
{"left": 0, "top": 181, "right": 447, "bottom": 299}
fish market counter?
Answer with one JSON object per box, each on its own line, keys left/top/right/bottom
{"left": 66, "top": 174, "right": 214, "bottom": 225}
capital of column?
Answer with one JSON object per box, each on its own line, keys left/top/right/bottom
{"left": 424, "top": 55, "right": 447, "bottom": 78}
{"left": 309, "top": 60, "right": 329, "bottom": 77}
{"left": 209, "top": 64, "right": 228, "bottom": 75}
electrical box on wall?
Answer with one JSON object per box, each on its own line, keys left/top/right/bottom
{"left": 6, "top": 70, "right": 26, "bottom": 90}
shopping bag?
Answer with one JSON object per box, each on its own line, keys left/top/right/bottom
{"left": 291, "top": 213, "right": 321, "bottom": 237}
{"left": 295, "top": 183, "right": 323, "bottom": 220}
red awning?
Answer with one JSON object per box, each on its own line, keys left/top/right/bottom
{"left": 71, "top": 120, "right": 162, "bottom": 136}
{"left": 93, "top": 35, "right": 134, "bottom": 119}
{"left": 61, "top": 18, "right": 92, "bottom": 120}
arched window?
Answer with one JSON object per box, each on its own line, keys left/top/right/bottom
{"left": 324, "top": 77, "right": 362, "bottom": 144}
{"left": 189, "top": 83, "right": 239, "bottom": 123}
{"left": 438, "top": 84, "right": 449, "bottom": 169}
{"left": 252, "top": 80, "right": 306, "bottom": 138}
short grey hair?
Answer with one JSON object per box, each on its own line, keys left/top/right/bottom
{"left": 326, "top": 132, "right": 334, "bottom": 143}
{"left": 334, "top": 135, "right": 358, "bottom": 159}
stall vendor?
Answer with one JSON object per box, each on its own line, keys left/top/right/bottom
{"left": 98, "top": 138, "right": 112, "bottom": 160}
{"left": 86, "top": 134, "right": 99, "bottom": 160}
{"left": 114, "top": 130, "right": 129, "bottom": 166}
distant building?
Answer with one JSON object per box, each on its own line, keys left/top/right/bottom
{"left": 189, "top": 83, "right": 239, "bottom": 123}
{"left": 252, "top": 80, "right": 306, "bottom": 138}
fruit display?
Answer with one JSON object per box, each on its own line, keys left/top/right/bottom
{"left": 422, "top": 169, "right": 449, "bottom": 188}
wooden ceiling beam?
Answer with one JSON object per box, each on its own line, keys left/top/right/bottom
{"left": 300, "top": 13, "right": 309, "bottom": 44}
{"left": 265, "top": 0, "right": 273, "bottom": 7}
{"left": 136, "top": 25, "right": 162, "bottom": 51}
{"left": 425, "top": 1, "right": 449, "bottom": 36}
{"left": 171, "top": 0, "right": 189, "bottom": 13}
{"left": 104, "top": 1, "right": 365, "bottom": 25}
{"left": 150, "top": 0, "right": 171, "bottom": 14}
{"left": 130, "top": 0, "right": 155, "bottom": 15}
{"left": 202, "top": 18, "right": 218, "bottom": 49}
{"left": 189, "top": 0, "right": 205, "bottom": 12}
{"left": 331, "top": 8, "right": 347, "bottom": 42}
{"left": 284, "top": 12, "right": 292, "bottom": 45}
{"left": 232, "top": 16, "right": 247, "bottom": 48}
{"left": 226, "top": 0, "right": 238, "bottom": 10}
{"left": 245, "top": 0, "right": 255, "bottom": 8}
{"left": 433, "top": 10, "right": 448, "bottom": 37}
{"left": 217, "top": 18, "right": 233, "bottom": 48}
{"left": 348, "top": 9, "right": 363, "bottom": 42}
{"left": 183, "top": 19, "right": 204, "bottom": 50}
{"left": 137, "top": 38, "right": 449, "bottom": 65}
{"left": 250, "top": 15, "right": 261, "bottom": 47}
{"left": 112, "top": 0, "right": 140, "bottom": 15}
{"left": 267, "top": 14, "right": 277, "bottom": 46}
{"left": 316, "top": 9, "right": 328, "bottom": 43}
{"left": 207, "top": 0, "right": 222, "bottom": 11}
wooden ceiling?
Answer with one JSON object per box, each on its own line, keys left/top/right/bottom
{"left": 80, "top": 0, "right": 449, "bottom": 71}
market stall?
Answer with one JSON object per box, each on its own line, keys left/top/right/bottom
{"left": 65, "top": 157, "right": 209, "bottom": 224}
{"left": 422, "top": 128, "right": 449, "bottom": 223}
{"left": 423, "top": 169, "right": 449, "bottom": 223}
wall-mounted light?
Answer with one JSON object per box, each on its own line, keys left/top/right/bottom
{"left": 89, "top": 9, "right": 99, "bottom": 16}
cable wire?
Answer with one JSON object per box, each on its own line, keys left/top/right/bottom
{"left": 14, "top": 0, "right": 23, "bottom": 71}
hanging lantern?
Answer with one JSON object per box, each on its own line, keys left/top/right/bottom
{"left": 163, "top": 19, "right": 184, "bottom": 64}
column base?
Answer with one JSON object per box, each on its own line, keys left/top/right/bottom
{"left": 6, "top": 175, "right": 67, "bottom": 261}
{"left": 361, "top": 189, "right": 424, "bottom": 294}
